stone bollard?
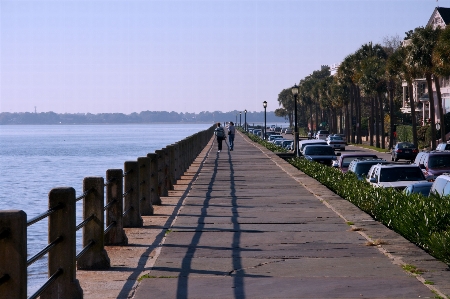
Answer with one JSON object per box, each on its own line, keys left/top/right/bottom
{"left": 167, "top": 145, "right": 177, "bottom": 187}
{"left": 77, "top": 177, "right": 110, "bottom": 270}
{"left": 138, "top": 157, "right": 154, "bottom": 215}
{"left": 105, "top": 169, "right": 128, "bottom": 245}
{"left": 155, "top": 150, "right": 168, "bottom": 197}
{"left": 163, "top": 147, "right": 173, "bottom": 191}
{"left": 41, "top": 187, "right": 83, "bottom": 299}
{"left": 123, "top": 161, "right": 143, "bottom": 228}
{"left": 147, "top": 153, "right": 161, "bottom": 205}
{"left": 0, "top": 210, "right": 27, "bottom": 299}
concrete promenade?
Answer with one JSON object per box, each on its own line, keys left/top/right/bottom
{"left": 78, "top": 131, "right": 450, "bottom": 299}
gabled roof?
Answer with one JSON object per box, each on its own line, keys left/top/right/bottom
{"left": 428, "top": 7, "right": 450, "bottom": 28}
{"left": 437, "top": 7, "right": 450, "bottom": 24}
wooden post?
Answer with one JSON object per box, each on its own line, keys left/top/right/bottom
{"left": 155, "top": 150, "right": 168, "bottom": 197}
{"left": 138, "top": 157, "right": 154, "bottom": 215}
{"left": 105, "top": 169, "right": 128, "bottom": 245}
{"left": 123, "top": 161, "right": 143, "bottom": 228}
{"left": 147, "top": 153, "right": 161, "bottom": 205}
{"left": 42, "top": 187, "right": 83, "bottom": 299}
{"left": 0, "top": 210, "right": 27, "bottom": 299}
{"left": 77, "top": 177, "right": 110, "bottom": 270}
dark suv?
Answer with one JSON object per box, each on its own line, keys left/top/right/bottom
{"left": 413, "top": 150, "right": 450, "bottom": 179}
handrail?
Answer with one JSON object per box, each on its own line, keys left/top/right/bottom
{"left": 76, "top": 239, "right": 95, "bottom": 260}
{"left": 28, "top": 268, "right": 63, "bottom": 299}
{"left": 76, "top": 214, "right": 95, "bottom": 231}
{"left": 27, "top": 236, "right": 63, "bottom": 267}
{"left": 27, "top": 203, "right": 64, "bottom": 227}
{"left": 0, "top": 124, "right": 216, "bottom": 298}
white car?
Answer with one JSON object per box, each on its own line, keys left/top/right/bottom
{"left": 327, "top": 135, "right": 346, "bottom": 151}
{"left": 366, "top": 164, "right": 428, "bottom": 191}
{"left": 315, "top": 130, "right": 330, "bottom": 140}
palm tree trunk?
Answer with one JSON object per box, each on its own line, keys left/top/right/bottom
{"left": 389, "top": 83, "right": 395, "bottom": 150}
{"left": 350, "top": 87, "right": 355, "bottom": 143}
{"left": 426, "top": 73, "right": 436, "bottom": 149}
{"left": 370, "top": 97, "right": 374, "bottom": 146}
{"left": 408, "top": 82, "right": 418, "bottom": 147}
{"left": 375, "top": 95, "right": 380, "bottom": 148}
{"left": 434, "top": 75, "right": 446, "bottom": 143}
{"left": 379, "top": 92, "right": 385, "bottom": 149}
{"left": 357, "top": 86, "right": 362, "bottom": 144}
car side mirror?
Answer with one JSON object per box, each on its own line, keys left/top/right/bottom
{"left": 369, "top": 178, "right": 377, "bottom": 183}
{"left": 335, "top": 152, "right": 341, "bottom": 156}
{"left": 419, "top": 164, "right": 425, "bottom": 169}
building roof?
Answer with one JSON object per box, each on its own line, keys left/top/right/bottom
{"left": 437, "top": 7, "right": 450, "bottom": 24}
{"left": 428, "top": 7, "right": 450, "bottom": 28}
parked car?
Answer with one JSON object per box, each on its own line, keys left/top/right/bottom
{"left": 391, "top": 142, "right": 419, "bottom": 162}
{"left": 315, "top": 130, "right": 330, "bottom": 140}
{"left": 282, "top": 140, "right": 294, "bottom": 150}
{"left": 274, "top": 127, "right": 282, "bottom": 134}
{"left": 347, "top": 158, "right": 389, "bottom": 180}
{"left": 413, "top": 150, "right": 450, "bottom": 180}
{"left": 284, "top": 128, "right": 293, "bottom": 134}
{"left": 299, "top": 140, "right": 328, "bottom": 156}
{"left": 268, "top": 134, "right": 284, "bottom": 143}
{"left": 403, "top": 182, "right": 433, "bottom": 196}
{"left": 430, "top": 173, "right": 450, "bottom": 196}
{"left": 366, "top": 164, "right": 427, "bottom": 191}
{"left": 302, "top": 145, "right": 340, "bottom": 166}
{"left": 335, "top": 153, "right": 379, "bottom": 173}
{"left": 436, "top": 143, "right": 450, "bottom": 151}
{"left": 327, "top": 135, "right": 346, "bottom": 151}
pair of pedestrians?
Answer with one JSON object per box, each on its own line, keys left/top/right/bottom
{"left": 214, "top": 122, "right": 235, "bottom": 152}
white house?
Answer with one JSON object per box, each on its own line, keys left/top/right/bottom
{"left": 400, "top": 7, "right": 450, "bottom": 125}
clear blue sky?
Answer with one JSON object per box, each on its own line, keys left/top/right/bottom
{"left": 1, "top": 0, "right": 448, "bottom": 114}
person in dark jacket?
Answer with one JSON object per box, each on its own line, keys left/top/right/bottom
{"left": 228, "top": 122, "right": 236, "bottom": 151}
{"left": 214, "top": 122, "right": 225, "bottom": 152}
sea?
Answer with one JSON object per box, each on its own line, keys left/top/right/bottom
{"left": 0, "top": 123, "right": 212, "bottom": 295}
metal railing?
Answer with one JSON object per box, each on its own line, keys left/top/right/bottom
{"left": 0, "top": 125, "right": 215, "bottom": 299}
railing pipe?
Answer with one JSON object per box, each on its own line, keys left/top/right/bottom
{"left": 105, "top": 169, "right": 128, "bottom": 245}
{"left": 41, "top": 187, "right": 82, "bottom": 299}
{"left": 138, "top": 157, "right": 153, "bottom": 215}
{"left": 123, "top": 161, "right": 143, "bottom": 228}
{"left": 0, "top": 210, "right": 27, "bottom": 299}
{"left": 77, "top": 177, "right": 110, "bottom": 270}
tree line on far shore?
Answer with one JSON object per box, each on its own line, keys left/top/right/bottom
{"left": 0, "top": 110, "right": 286, "bottom": 125}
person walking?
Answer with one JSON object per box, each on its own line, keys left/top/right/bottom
{"left": 214, "top": 122, "right": 225, "bottom": 152}
{"left": 228, "top": 122, "right": 236, "bottom": 151}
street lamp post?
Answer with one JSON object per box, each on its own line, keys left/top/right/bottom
{"left": 263, "top": 101, "right": 267, "bottom": 140}
{"left": 244, "top": 109, "right": 247, "bottom": 132}
{"left": 291, "top": 84, "right": 299, "bottom": 157}
{"left": 240, "top": 112, "right": 242, "bottom": 127}
{"left": 236, "top": 114, "right": 238, "bottom": 126}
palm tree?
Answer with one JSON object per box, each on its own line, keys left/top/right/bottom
{"left": 406, "top": 26, "right": 441, "bottom": 149}
{"left": 386, "top": 46, "right": 419, "bottom": 148}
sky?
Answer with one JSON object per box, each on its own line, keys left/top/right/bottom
{"left": 1, "top": 0, "right": 449, "bottom": 114}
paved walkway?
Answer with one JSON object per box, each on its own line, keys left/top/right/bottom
{"left": 78, "top": 132, "right": 450, "bottom": 299}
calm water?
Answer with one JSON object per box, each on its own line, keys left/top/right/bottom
{"left": 0, "top": 123, "right": 211, "bottom": 295}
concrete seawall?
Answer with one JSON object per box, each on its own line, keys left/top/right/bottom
{"left": 78, "top": 131, "right": 450, "bottom": 299}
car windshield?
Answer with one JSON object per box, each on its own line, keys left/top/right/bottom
{"left": 342, "top": 156, "right": 377, "bottom": 167}
{"left": 428, "top": 155, "right": 450, "bottom": 168}
{"left": 304, "top": 146, "right": 334, "bottom": 155}
{"left": 379, "top": 167, "right": 425, "bottom": 182}
{"left": 354, "top": 163, "right": 378, "bottom": 176}
{"left": 397, "top": 142, "right": 415, "bottom": 149}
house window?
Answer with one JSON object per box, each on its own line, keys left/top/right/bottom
{"left": 418, "top": 83, "right": 426, "bottom": 96}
